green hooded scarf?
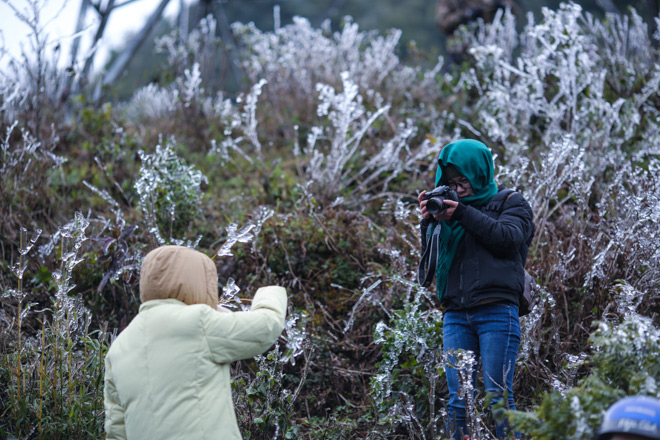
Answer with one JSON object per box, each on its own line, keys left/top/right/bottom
{"left": 429, "top": 139, "right": 499, "bottom": 301}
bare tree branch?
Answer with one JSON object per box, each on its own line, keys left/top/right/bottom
{"left": 114, "top": 0, "right": 141, "bottom": 9}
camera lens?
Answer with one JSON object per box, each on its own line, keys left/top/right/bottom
{"left": 426, "top": 198, "right": 445, "bottom": 215}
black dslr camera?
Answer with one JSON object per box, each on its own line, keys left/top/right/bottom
{"left": 422, "top": 186, "right": 459, "bottom": 215}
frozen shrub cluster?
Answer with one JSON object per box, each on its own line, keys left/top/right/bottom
{"left": 584, "top": 160, "right": 660, "bottom": 294}
{"left": 232, "top": 312, "right": 312, "bottom": 438}
{"left": 366, "top": 5, "right": 660, "bottom": 437}
{"left": 497, "top": 135, "right": 594, "bottom": 245}
{"left": 0, "top": 0, "right": 72, "bottom": 137}
{"left": 126, "top": 15, "right": 449, "bottom": 207}
{"left": 371, "top": 281, "right": 445, "bottom": 438}
{"left": 232, "top": 14, "right": 447, "bottom": 131}
{"left": 465, "top": 0, "right": 659, "bottom": 354}
{"left": 1, "top": 213, "right": 110, "bottom": 438}
{"left": 135, "top": 139, "right": 207, "bottom": 245}
{"left": 207, "top": 78, "right": 268, "bottom": 164}
{"left": 511, "top": 311, "right": 660, "bottom": 440}
{"left": 298, "top": 72, "right": 445, "bottom": 204}
{"left": 123, "top": 83, "right": 177, "bottom": 122}
{"left": 122, "top": 16, "right": 227, "bottom": 122}
{"left": 461, "top": 2, "right": 660, "bottom": 172}
{"left": 586, "top": 9, "right": 657, "bottom": 97}
{"left": 155, "top": 14, "right": 220, "bottom": 79}
{"left": 233, "top": 17, "right": 401, "bottom": 103}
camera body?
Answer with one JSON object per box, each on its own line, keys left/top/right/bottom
{"left": 422, "top": 186, "right": 459, "bottom": 215}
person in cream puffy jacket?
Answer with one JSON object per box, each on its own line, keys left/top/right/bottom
{"left": 103, "top": 245, "right": 288, "bottom": 440}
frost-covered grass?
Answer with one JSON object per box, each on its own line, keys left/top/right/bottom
{"left": 1, "top": 2, "right": 660, "bottom": 439}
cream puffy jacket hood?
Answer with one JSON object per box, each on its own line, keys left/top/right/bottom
{"left": 104, "top": 246, "right": 287, "bottom": 440}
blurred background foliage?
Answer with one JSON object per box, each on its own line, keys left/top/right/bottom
{"left": 107, "top": 0, "right": 660, "bottom": 99}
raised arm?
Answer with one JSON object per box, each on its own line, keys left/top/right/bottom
{"left": 202, "top": 286, "right": 288, "bottom": 364}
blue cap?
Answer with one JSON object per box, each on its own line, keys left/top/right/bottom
{"left": 598, "top": 396, "right": 660, "bottom": 439}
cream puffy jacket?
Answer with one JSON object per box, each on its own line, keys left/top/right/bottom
{"left": 104, "top": 246, "right": 287, "bottom": 440}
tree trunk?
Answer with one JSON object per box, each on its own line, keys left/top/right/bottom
{"left": 178, "top": 0, "right": 189, "bottom": 38}
{"left": 214, "top": 1, "right": 244, "bottom": 90}
{"left": 79, "top": 0, "right": 116, "bottom": 89}
{"left": 62, "top": 0, "right": 90, "bottom": 101}
{"left": 93, "top": 0, "right": 171, "bottom": 102}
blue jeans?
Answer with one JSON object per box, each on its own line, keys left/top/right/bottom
{"left": 443, "top": 302, "right": 520, "bottom": 439}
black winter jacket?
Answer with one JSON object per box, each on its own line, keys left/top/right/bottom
{"left": 421, "top": 188, "right": 534, "bottom": 311}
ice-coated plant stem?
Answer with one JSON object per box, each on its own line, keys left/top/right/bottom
{"left": 15, "top": 229, "right": 24, "bottom": 407}
{"left": 67, "top": 316, "right": 72, "bottom": 413}
{"left": 39, "top": 317, "right": 45, "bottom": 439}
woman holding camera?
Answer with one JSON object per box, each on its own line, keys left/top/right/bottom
{"left": 417, "top": 139, "right": 534, "bottom": 439}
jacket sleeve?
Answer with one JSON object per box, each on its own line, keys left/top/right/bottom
{"left": 202, "top": 285, "right": 288, "bottom": 364}
{"left": 104, "top": 357, "right": 127, "bottom": 440}
{"left": 455, "top": 192, "right": 534, "bottom": 256}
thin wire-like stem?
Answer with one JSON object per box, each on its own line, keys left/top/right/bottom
{"left": 67, "top": 314, "right": 73, "bottom": 415}
{"left": 39, "top": 318, "right": 45, "bottom": 439}
{"left": 15, "top": 231, "right": 24, "bottom": 423}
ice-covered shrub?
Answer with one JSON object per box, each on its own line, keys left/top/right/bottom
{"left": 458, "top": 2, "right": 660, "bottom": 174}
{"left": 510, "top": 312, "right": 660, "bottom": 440}
{"left": 155, "top": 13, "right": 221, "bottom": 85}
{"left": 121, "top": 15, "right": 225, "bottom": 123}
{"left": 232, "top": 313, "right": 312, "bottom": 439}
{"left": 122, "top": 83, "right": 177, "bottom": 122}
{"left": 135, "top": 139, "right": 207, "bottom": 245}
{"left": 0, "top": 0, "right": 74, "bottom": 137}
{"left": 207, "top": 78, "right": 267, "bottom": 165}
{"left": 371, "top": 280, "right": 445, "bottom": 438}
{"left": 1, "top": 122, "right": 44, "bottom": 175}
{"left": 1, "top": 214, "right": 110, "bottom": 438}
{"left": 233, "top": 16, "right": 401, "bottom": 105}
{"left": 120, "top": 64, "right": 207, "bottom": 123}
{"left": 231, "top": 15, "right": 447, "bottom": 134}
{"left": 590, "top": 315, "right": 660, "bottom": 395}
{"left": 300, "top": 72, "right": 389, "bottom": 202}
{"left": 298, "top": 72, "right": 444, "bottom": 205}
{"left": 583, "top": 160, "right": 660, "bottom": 298}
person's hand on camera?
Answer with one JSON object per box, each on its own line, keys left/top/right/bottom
{"left": 418, "top": 191, "right": 432, "bottom": 220}
{"left": 419, "top": 192, "right": 459, "bottom": 221}
{"left": 434, "top": 199, "right": 458, "bottom": 221}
